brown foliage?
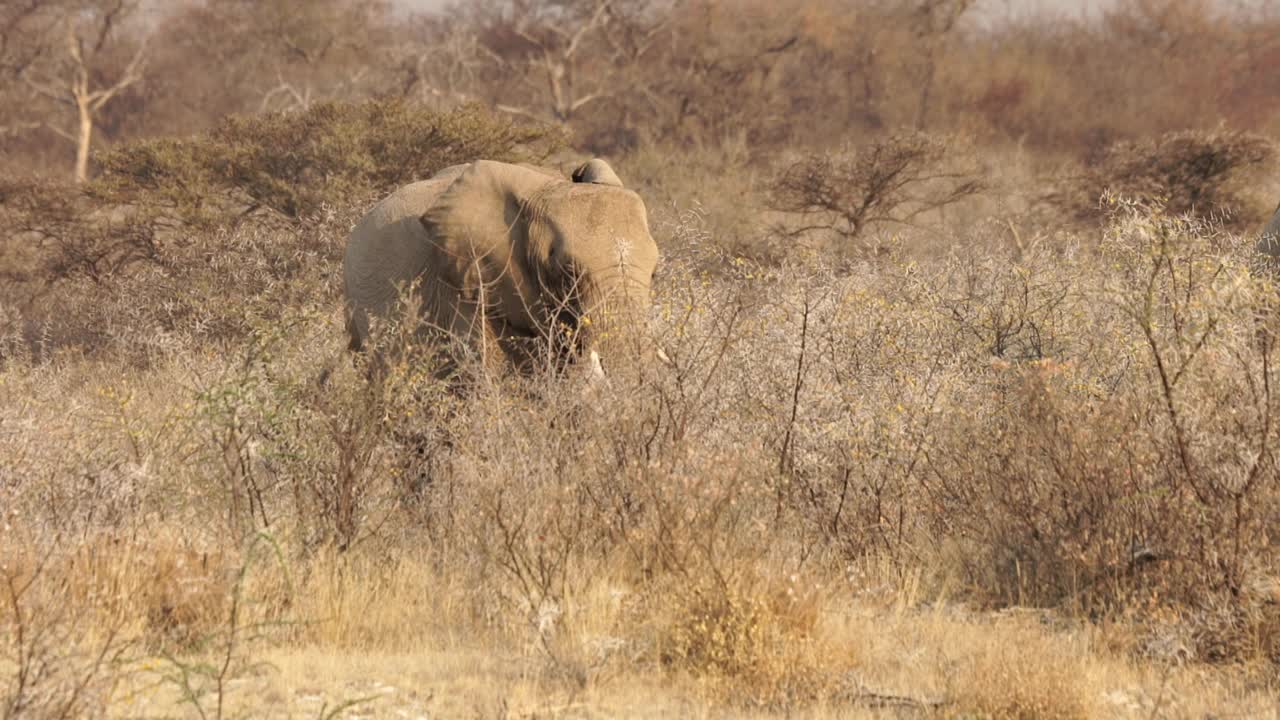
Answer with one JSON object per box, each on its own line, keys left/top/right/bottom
{"left": 5, "top": 0, "right": 1280, "bottom": 177}
{"left": 768, "top": 133, "right": 986, "bottom": 245}
{"left": 1056, "top": 130, "right": 1276, "bottom": 229}
{"left": 0, "top": 175, "right": 157, "bottom": 290}
{"left": 92, "top": 99, "right": 565, "bottom": 224}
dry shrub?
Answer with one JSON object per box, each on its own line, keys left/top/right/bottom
{"left": 654, "top": 574, "right": 829, "bottom": 707}
{"left": 403, "top": 367, "right": 841, "bottom": 706}
{"left": 5, "top": 179, "right": 1280, "bottom": 713}
{"left": 6, "top": 3, "right": 1280, "bottom": 713}
{"left": 1, "top": 542, "right": 130, "bottom": 719}
{"left": 615, "top": 138, "right": 768, "bottom": 262}
{"left": 922, "top": 204, "right": 1280, "bottom": 659}
{"left": 0, "top": 528, "right": 258, "bottom": 717}
{"left": 767, "top": 133, "right": 986, "bottom": 253}
{"left": 0, "top": 200, "right": 356, "bottom": 362}
{"left": 136, "top": 546, "right": 237, "bottom": 653}
{"left": 91, "top": 100, "right": 566, "bottom": 225}
{"left": 0, "top": 525, "right": 311, "bottom": 717}
{"left": 0, "top": 176, "right": 159, "bottom": 292}
{"left": 1056, "top": 130, "right": 1276, "bottom": 230}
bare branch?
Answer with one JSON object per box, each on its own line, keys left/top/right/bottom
{"left": 0, "top": 120, "right": 41, "bottom": 138}
{"left": 88, "top": 36, "right": 147, "bottom": 111}
{"left": 568, "top": 91, "right": 609, "bottom": 114}
{"left": 20, "top": 70, "right": 70, "bottom": 105}
{"left": 514, "top": 27, "right": 548, "bottom": 52}
{"left": 768, "top": 133, "right": 986, "bottom": 243}
{"left": 494, "top": 102, "right": 546, "bottom": 122}
{"left": 43, "top": 121, "right": 77, "bottom": 143}
{"left": 65, "top": 18, "right": 84, "bottom": 73}
{"left": 259, "top": 70, "right": 316, "bottom": 113}
{"left": 12, "top": 1, "right": 149, "bottom": 181}
{"left": 564, "top": 0, "right": 613, "bottom": 60}
{"left": 89, "top": 0, "right": 131, "bottom": 56}
{"left": 0, "top": 0, "right": 45, "bottom": 75}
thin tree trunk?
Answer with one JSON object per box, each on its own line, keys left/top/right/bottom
{"left": 74, "top": 98, "right": 92, "bottom": 184}
{"left": 915, "top": 52, "right": 936, "bottom": 131}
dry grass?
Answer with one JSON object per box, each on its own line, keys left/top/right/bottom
{"left": 9, "top": 543, "right": 1276, "bottom": 718}
{"left": 3, "top": 167, "right": 1280, "bottom": 716}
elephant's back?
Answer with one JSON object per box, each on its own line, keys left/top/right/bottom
{"left": 344, "top": 177, "right": 454, "bottom": 341}
{"left": 352, "top": 178, "right": 453, "bottom": 237}
{"left": 346, "top": 180, "right": 446, "bottom": 279}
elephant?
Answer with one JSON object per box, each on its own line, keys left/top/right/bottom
{"left": 571, "top": 158, "right": 623, "bottom": 187}
{"left": 1259, "top": 202, "right": 1280, "bottom": 260}
{"left": 343, "top": 158, "right": 660, "bottom": 379}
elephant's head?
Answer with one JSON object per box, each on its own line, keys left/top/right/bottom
{"left": 527, "top": 180, "right": 660, "bottom": 373}
{"left": 420, "top": 160, "right": 659, "bottom": 376}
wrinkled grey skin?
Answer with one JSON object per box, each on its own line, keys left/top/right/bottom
{"left": 1258, "top": 203, "right": 1280, "bottom": 260}
{"left": 343, "top": 158, "right": 659, "bottom": 377}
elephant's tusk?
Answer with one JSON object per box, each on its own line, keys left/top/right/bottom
{"left": 588, "top": 349, "right": 606, "bottom": 380}
{"left": 656, "top": 346, "right": 674, "bottom": 367}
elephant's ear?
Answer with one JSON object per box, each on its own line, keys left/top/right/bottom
{"left": 431, "top": 163, "right": 472, "bottom": 183}
{"left": 571, "top": 158, "right": 624, "bottom": 188}
{"left": 515, "top": 162, "right": 566, "bottom": 180}
{"left": 419, "top": 160, "right": 561, "bottom": 255}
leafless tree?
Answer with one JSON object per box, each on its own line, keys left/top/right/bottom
{"left": 393, "top": 27, "right": 489, "bottom": 108}
{"left": 465, "top": 0, "right": 673, "bottom": 124}
{"left": 244, "top": 0, "right": 391, "bottom": 114}
{"left": 907, "top": 0, "right": 975, "bottom": 130}
{"left": 769, "top": 133, "right": 986, "bottom": 243}
{"left": 19, "top": 0, "right": 148, "bottom": 183}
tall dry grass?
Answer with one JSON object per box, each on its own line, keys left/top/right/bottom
{"left": 3, "top": 176, "right": 1280, "bottom": 715}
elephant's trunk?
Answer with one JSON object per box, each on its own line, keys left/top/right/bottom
{"left": 575, "top": 277, "right": 651, "bottom": 377}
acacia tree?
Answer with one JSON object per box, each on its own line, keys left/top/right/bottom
{"left": 768, "top": 133, "right": 986, "bottom": 243}
{"left": 19, "top": 0, "right": 148, "bottom": 183}
{"left": 455, "top": 0, "right": 672, "bottom": 125}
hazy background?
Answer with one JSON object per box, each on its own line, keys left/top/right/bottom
{"left": 4, "top": 0, "right": 1280, "bottom": 183}
{"left": 394, "top": 0, "right": 1263, "bottom": 20}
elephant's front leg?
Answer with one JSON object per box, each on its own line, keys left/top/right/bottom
{"left": 449, "top": 297, "right": 519, "bottom": 379}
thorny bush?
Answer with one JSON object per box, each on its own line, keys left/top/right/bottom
{"left": 767, "top": 132, "right": 986, "bottom": 250}
{"left": 1054, "top": 129, "right": 1276, "bottom": 231}
{"left": 3, "top": 195, "right": 1280, "bottom": 712}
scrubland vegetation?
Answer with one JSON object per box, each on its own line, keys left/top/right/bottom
{"left": 4, "top": 0, "right": 1280, "bottom": 717}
